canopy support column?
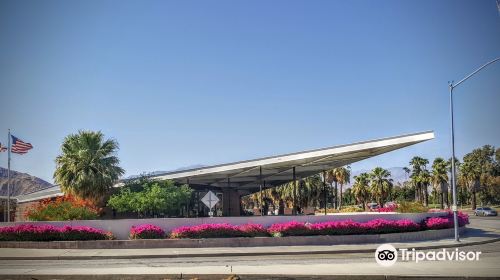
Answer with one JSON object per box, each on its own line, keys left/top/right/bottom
{"left": 259, "top": 166, "right": 263, "bottom": 216}
{"left": 323, "top": 171, "right": 327, "bottom": 215}
{"left": 293, "top": 166, "right": 297, "bottom": 215}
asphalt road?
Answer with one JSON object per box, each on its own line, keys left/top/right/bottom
{"left": 0, "top": 216, "right": 498, "bottom": 279}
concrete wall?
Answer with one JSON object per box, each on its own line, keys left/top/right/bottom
{"left": 1, "top": 212, "right": 447, "bottom": 240}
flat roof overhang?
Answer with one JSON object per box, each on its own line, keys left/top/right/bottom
{"left": 141, "top": 131, "right": 434, "bottom": 192}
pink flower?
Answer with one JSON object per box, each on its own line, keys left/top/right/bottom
{"left": 0, "top": 224, "right": 114, "bottom": 241}
{"left": 130, "top": 224, "right": 165, "bottom": 239}
{"left": 425, "top": 211, "right": 469, "bottom": 230}
{"left": 170, "top": 223, "right": 267, "bottom": 239}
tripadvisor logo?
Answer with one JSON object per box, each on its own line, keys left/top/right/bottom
{"left": 375, "top": 244, "right": 482, "bottom": 267}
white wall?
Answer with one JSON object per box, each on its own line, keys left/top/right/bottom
{"left": 1, "top": 212, "right": 447, "bottom": 240}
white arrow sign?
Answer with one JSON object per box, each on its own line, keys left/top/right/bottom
{"left": 201, "top": 191, "right": 220, "bottom": 215}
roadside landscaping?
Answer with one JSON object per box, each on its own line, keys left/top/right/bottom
{"left": 0, "top": 211, "right": 468, "bottom": 242}
{"left": 0, "top": 224, "right": 114, "bottom": 241}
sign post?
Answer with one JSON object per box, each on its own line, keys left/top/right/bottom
{"left": 201, "top": 191, "right": 220, "bottom": 217}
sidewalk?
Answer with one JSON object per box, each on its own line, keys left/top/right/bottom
{"left": 1, "top": 226, "right": 499, "bottom": 260}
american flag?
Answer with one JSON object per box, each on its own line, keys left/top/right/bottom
{"left": 0, "top": 142, "right": 6, "bottom": 152}
{"left": 11, "top": 135, "right": 33, "bottom": 154}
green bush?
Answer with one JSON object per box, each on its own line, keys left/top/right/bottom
{"left": 339, "top": 206, "right": 364, "bottom": 213}
{"left": 396, "top": 201, "right": 428, "bottom": 213}
{"left": 108, "top": 179, "right": 192, "bottom": 217}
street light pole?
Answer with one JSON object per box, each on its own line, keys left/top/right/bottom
{"left": 448, "top": 57, "right": 500, "bottom": 242}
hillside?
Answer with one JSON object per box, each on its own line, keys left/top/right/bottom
{"left": 0, "top": 167, "right": 53, "bottom": 196}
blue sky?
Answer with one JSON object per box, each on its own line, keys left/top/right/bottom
{"left": 1, "top": 0, "right": 499, "bottom": 183}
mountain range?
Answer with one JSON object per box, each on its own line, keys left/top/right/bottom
{"left": 0, "top": 167, "right": 53, "bottom": 196}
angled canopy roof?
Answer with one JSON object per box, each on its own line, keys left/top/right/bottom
{"left": 146, "top": 131, "right": 434, "bottom": 192}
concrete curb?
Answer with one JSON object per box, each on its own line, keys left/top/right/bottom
{"left": 0, "top": 274, "right": 497, "bottom": 280}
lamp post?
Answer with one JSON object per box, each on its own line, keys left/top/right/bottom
{"left": 448, "top": 57, "right": 500, "bottom": 242}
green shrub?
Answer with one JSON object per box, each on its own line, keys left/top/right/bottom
{"left": 339, "top": 206, "right": 364, "bottom": 213}
{"left": 396, "top": 201, "right": 428, "bottom": 213}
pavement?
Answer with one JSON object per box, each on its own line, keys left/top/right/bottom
{"left": 0, "top": 216, "right": 499, "bottom": 279}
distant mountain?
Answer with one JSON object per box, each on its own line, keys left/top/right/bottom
{"left": 346, "top": 167, "right": 410, "bottom": 188}
{"left": 0, "top": 167, "right": 53, "bottom": 196}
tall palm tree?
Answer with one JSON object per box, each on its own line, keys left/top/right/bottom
{"left": 419, "top": 169, "right": 431, "bottom": 207}
{"left": 325, "top": 168, "right": 339, "bottom": 209}
{"left": 459, "top": 161, "right": 481, "bottom": 210}
{"left": 431, "top": 157, "right": 449, "bottom": 209}
{"left": 54, "top": 130, "right": 125, "bottom": 202}
{"left": 369, "top": 167, "right": 393, "bottom": 206}
{"left": 336, "top": 166, "right": 351, "bottom": 209}
{"left": 409, "top": 156, "right": 429, "bottom": 203}
{"left": 352, "top": 172, "right": 370, "bottom": 210}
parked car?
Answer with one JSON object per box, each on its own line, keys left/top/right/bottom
{"left": 474, "top": 207, "right": 498, "bottom": 216}
{"left": 384, "top": 201, "right": 397, "bottom": 208}
{"left": 367, "top": 203, "right": 379, "bottom": 210}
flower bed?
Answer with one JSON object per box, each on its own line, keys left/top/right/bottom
{"left": 130, "top": 224, "right": 165, "bottom": 239}
{"left": 169, "top": 212, "right": 468, "bottom": 239}
{"left": 268, "top": 219, "right": 421, "bottom": 237}
{"left": 425, "top": 211, "right": 469, "bottom": 230}
{"left": 170, "top": 223, "right": 268, "bottom": 239}
{"left": 0, "top": 224, "right": 114, "bottom": 241}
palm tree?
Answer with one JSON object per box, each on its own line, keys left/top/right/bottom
{"left": 54, "top": 130, "right": 125, "bottom": 203}
{"left": 419, "top": 169, "right": 431, "bottom": 207}
{"left": 409, "top": 156, "right": 429, "bottom": 203}
{"left": 369, "top": 167, "right": 393, "bottom": 206}
{"left": 325, "top": 168, "right": 339, "bottom": 209}
{"left": 352, "top": 172, "right": 370, "bottom": 210}
{"left": 336, "top": 166, "right": 351, "bottom": 209}
{"left": 432, "top": 157, "right": 449, "bottom": 209}
{"left": 459, "top": 161, "right": 481, "bottom": 210}
{"left": 299, "top": 174, "right": 323, "bottom": 208}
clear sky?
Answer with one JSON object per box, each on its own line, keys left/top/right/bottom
{"left": 1, "top": 0, "right": 499, "bottom": 183}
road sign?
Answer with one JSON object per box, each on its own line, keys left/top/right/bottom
{"left": 201, "top": 191, "right": 220, "bottom": 214}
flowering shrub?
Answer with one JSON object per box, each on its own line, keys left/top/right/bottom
{"left": 24, "top": 195, "right": 101, "bottom": 221}
{"left": 130, "top": 224, "right": 165, "bottom": 239}
{"left": 377, "top": 205, "right": 398, "bottom": 212}
{"left": 170, "top": 223, "right": 268, "bottom": 239}
{"left": 268, "top": 219, "right": 421, "bottom": 237}
{"left": 268, "top": 221, "right": 310, "bottom": 237}
{"left": 339, "top": 206, "right": 364, "bottom": 213}
{"left": 0, "top": 224, "right": 114, "bottom": 241}
{"left": 425, "top": 211, "right": 469, "bottom": 230}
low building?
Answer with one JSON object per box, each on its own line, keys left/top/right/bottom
{"left": 6, "top": 131, "right": 434, "bottom": 221}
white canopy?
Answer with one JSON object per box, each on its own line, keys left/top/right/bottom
{"left": 147, "top": 131, "right": 434, "bottom": 191}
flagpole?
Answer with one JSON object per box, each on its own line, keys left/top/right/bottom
{"left": 7, "top": 129, "right": 11, "bottom": 223}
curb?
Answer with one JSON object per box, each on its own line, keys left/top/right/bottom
{"left": 0, "top": 274, "right": 497, "bottom": 280}
{"left": 1, "top": 235, "right": 499, "bottom": 261}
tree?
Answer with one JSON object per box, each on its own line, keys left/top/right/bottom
{"left": 431, "top": 157, "right": 449, "bottom": 209}
{"left": 420, "top": 169, "right": 431, "bottom": 207}
{"left": 461, "top": 145, "right": 495, "bottom": 209}
{"left": 335, "top": 166, "right": 351, "bottom": 209}
{"left": 409, "top": 156, "right": 429, "bottom": 204}
{"left": 54, "top": 130, "right": 124, "bottom": 202}
{"left": 352, "top": 172, "right": 370, "bottom": 210}
{"left": 325, "top": 169, "right": 339, "bottom": 209}
{"left": 108, "top": 180, "right": 192, "bottom": 217}
{"left": 369, "top": 167, "right": 393, "bottom": 206}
